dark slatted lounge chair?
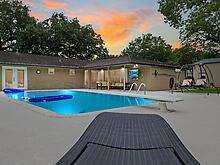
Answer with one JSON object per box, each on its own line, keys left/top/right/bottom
{"left": 56, "top": 112, "right": 200, "bottom": 165}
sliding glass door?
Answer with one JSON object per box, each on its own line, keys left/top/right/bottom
{"left": 2, "top": 66, "right": 27, "bottom": 89}
{"left": 5, "top": 68, "right": 14, "bottom": 88}
{"left": 17, "top": 69, "right": 25, "bottom": 88}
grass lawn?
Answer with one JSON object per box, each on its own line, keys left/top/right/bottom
{"left": 186, "top": 87, "right": 220, "bottom": 94}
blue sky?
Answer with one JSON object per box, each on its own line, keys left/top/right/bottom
{"left": 24, "top": 0, "right": 181, "bottom": 54}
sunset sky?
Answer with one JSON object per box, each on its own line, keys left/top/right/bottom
{"left": 23, "top": 0, "right": 181, "bottom": 55}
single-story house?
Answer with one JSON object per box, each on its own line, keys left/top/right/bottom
{"left": 0, "top": 51, "right": 181, "bottom": 91}
{"left": 193, "top": 57, "right": 220, "bottom": 87}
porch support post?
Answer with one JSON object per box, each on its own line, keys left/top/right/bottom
{"left": 123, "top": 65, "right": 126, "bottom": 91}
{"left": 88, "top": 69, "right": 91, "bottom": 89}
{"left": 107, "top": 66, "right": 110, "bottom": 90}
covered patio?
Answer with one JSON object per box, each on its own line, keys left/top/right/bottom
{"left": 84, "top": 64, "right": 138, "bottom": 91}
{"left": 83, "top": 56, "right": 180, "bottom": 91}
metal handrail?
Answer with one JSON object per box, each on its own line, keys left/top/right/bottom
{"left": 129, "top": 82, "right": 138, "bottom": 92}
{"left": 137, "top": 83, "right": 147, "bottom": 95}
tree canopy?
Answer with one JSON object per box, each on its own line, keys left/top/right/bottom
{"left": 121, "top": 33, "right": 172, "bottom": 62}
{"left": 172, "top": 46, "right": 200, "bottom": 66}
{"left": 0, "top": 0, "right": 35, "bottom": 51}
{"left": 17, "top": 13, "right": 109, "bottom": 59}
{"left": 158, "top": 0, "right": 220, "bottom": 54}
{"left": 0, "top": 0, "right": 109, "bottom": 60}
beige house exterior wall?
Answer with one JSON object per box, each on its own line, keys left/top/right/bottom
{"left": 27, "top": 66, "right": 84, "bottom": 89}
{"left": 133, "top": 65, "right": 178, "bottom": 91}
{"left": 129, "top": 65, "right": 150, "bottom": 89}
{"left": 0, "top": 65, "right": 84, "bottom": 90}
{"left": 1, "top": 64, "right": 182, "bottom": 91}
{"left": 149, "top": 66, "right": 178, "bottom": 90}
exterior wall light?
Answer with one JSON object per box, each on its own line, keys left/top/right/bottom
{"left": 36, "top": 70, "right": 41, "bottom": 74}
{"left": 133, "top": 64, "right": 139, "bottom": 68}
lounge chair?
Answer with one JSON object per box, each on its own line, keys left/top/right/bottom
{"left": 56, "top": 112, "right": 200, "bottom": 165}
{"left": 179, "top": 77, "right": 193, "bottom": 92}
{"left": 193, "top": 78, "right": 207, "bottom": 88}
{"left": 180, "top": 78, "right": 193, "bottom": 88}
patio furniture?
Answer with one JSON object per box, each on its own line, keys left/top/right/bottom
{"left": 110, "top": 82, "right": 131, "bottom": 90}
{"left": 179, "top": 77, "right": 194, "bottom": 92}
{"left": 96, "top": 81, "right": 108, "bottom": 89}
{"left": 56, "top": 112, "right": 200, "bottom": 165}
{"left": 96, "top": 81, "right": 131, "bottom": 90}
{"left": 193, "top": 78, "right": 207, "bottom": 88}
{"left": 180, "top": 77, "right": 193, "bottom": 88}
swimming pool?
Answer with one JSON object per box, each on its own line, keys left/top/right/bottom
{"left": 6, "top": 90, "right": 155, "bottom": 115}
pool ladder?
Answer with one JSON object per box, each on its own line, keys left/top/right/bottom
{"left": 129, "top": 82, "right": 138, "bottom": 92}
{"left": 129, "top": 83, "right": 147, "bottom": 95}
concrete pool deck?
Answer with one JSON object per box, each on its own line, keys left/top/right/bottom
{"left": 0, "top": 90, "right": 220, "bottom": 164}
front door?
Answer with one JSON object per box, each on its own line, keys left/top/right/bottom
{"left": 2, "top": 66, "right": 27, "bottom": 89}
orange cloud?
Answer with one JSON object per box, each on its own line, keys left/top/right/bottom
{"left": 96, "top": 14, "right": 137, "bottom": 46}
{"left": 138, "top": 22, "right": 151, "bottom": 33}
{"left": 43, "top": 0, "right": 66, "bottom": 10}
{"left": 67, "top": 7, "right": 162, "bottom": 47}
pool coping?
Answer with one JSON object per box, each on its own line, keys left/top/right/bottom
{"left": 25, "top": 88, "right": 183, "bottom": 102}
{"left": 1, "top": 89, "right": 183, "bottom": 118}
{"left": 72, "top": 89, "right": 184, "bottom": 102}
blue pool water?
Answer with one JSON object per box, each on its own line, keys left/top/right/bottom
{"left": 6, "top": 90, "right": 155, "bottom": 115}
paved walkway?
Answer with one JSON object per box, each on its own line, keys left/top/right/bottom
{"left": 0, "top": 90, "right": 220, "bottom": 165}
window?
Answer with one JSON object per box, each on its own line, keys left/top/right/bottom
{"left": 69, "top": 69, "right": 76, "bottom": 76}
{"left": 17, "top": 69, "right": 24, "bottom": 88}
{"left": 48, "top": 68, "right": 55, "bottom": 75}
{"left": 5, "top": 69, "right": 13, "bottom": 88}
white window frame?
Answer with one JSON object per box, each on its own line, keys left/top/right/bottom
{"left": 2, "top": 66, "right": 28, "bottom": 89}
{"left": 48, "top": 68, "right": 55, "bottom": 75}
{"left": 69, "top": 69, "right": 76, "bottom": 76}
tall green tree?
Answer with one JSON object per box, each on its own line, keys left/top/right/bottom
{"left": 172, "top": 45, "right": 219, "bottom": 66}
{"left": 121, "top": 33, "right": 172, "bottom": 62}
{"left": 158, "top": 0, "right": 220, "bottom": 54}
{"left": 18, "top": 13, "right": 109, "bottom": 60}
{"left": 172, "top": 46, "right": 200, "bottom": 65}
{"left": 1, "top": 1, "right": 109, "bottom": 59}
{"left": 16, "top": 22, "right": 48, "bottom": 54}
{"left": 0, "top": 0, "right": 35, "bottom": 51}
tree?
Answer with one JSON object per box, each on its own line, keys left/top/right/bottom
{"left": 16, "top": 22, "right": 48, "bottom": 54}
{"left": 18, "top": 13, "right": 109, "bottom": 60}
{"left": 158, "top": 0, "right": 220, "bottom": 54}
{"left": 121, "top": 33, "right": 172, "bottom": 62}
{"left": 0, "top": 1, "right": 109, "bottom": 59}
{"left": 172, "top": 45, "right": 219, "bottom": 66}
{"left": 0, "top": 0, "right": 35, "bottom": 51}
{"left": 172, "top": 46, "right": 200, "bottom": 66}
